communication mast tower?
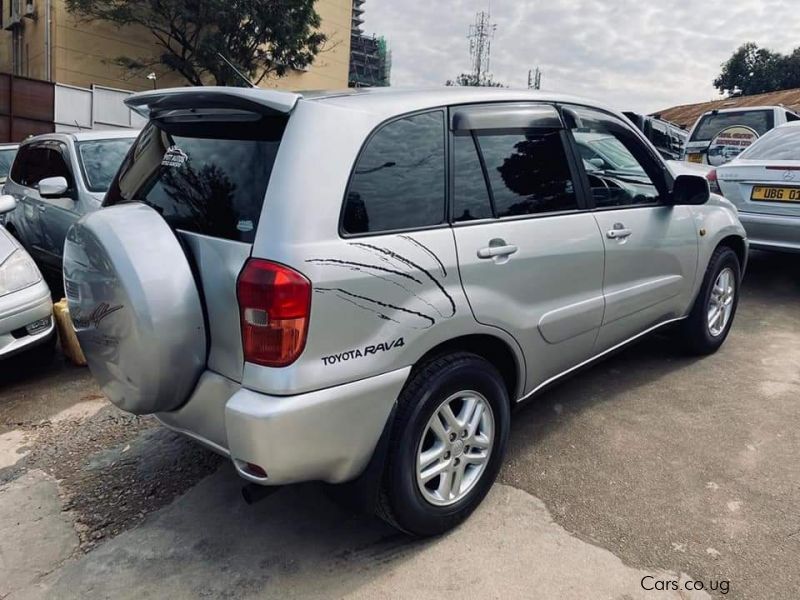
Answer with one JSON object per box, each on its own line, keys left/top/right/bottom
{"left": 468, "top": 11, "right": 496, "bottom": 85}
{"left": 528, "top": 67, "right": 542, "bottom": 90}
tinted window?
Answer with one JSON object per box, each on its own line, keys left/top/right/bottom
{"left": 786, "top": 111, "right": 800, "bottom": 122}
{"left": 77, "top": 138, "right": 136, "bottom": 193}
{"left": 690, "top": 110, "right": 774, "bottom": 141}
{"left": 453, "top": 133, "right": 492, "bottom": 222}
{"left": 565, "top": 105, "right": 663, "bottom": 209}
{"left": 343, "top": 111, "right": 445, "bottom": 235}
{"left": 476, "top": 130, "right": 577, "bottom": 217}
{"left": 9, "top": 143, "right": 72, "bottom": 189}
{"left": 739, "top": 125, "right": 800, "bottom": 160}
{"left": 0, "top": 148, "right": 17, "bottom": 181}
{"left": 105, "top": 118, "right": 285, "bottom": 243}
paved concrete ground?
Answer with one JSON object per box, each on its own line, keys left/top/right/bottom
{"left": 0, "top": 250, "right": 796, "bottom": 599}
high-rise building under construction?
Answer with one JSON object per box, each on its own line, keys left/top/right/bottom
{"left": 349, "top": 0, "right": 391, "bottom": 87}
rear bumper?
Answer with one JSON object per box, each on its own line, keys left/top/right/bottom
{"left": 739, "top": 211, "right": 800, "bottom": 252}
{"left": 0, "top": 280, "right": 54, "bottom": 359}
{"left": 158, "top": 366, "right": 410, "bottom": 485}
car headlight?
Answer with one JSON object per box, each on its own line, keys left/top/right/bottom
{"left": 0, "top": 249, "right": 42, "bottom": 297}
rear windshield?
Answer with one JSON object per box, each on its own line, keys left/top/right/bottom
{"left": 105, "top": 116, "right": 285, "bottom": 243}
{"left": 739, "top": 126, "right": 800, "bottom": 160}
{"left": 690, "top": 110, "right": 774, "bottom": 142}
{"left": 76, "top": 138, "right": 135, "bottom": 193}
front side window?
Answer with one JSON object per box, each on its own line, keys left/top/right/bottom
{"left": 343, "top": 111, "right": 446, "bottom": 235}
{"left": 565, "top": 105, "right": 663, "bottom": 209}
{"left": 77, "top": 138, "right": 136, "bottom": 193}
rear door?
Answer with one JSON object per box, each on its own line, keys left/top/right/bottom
{"left": 451, "top": 104, "right": 606, "bottom": 391}
{"left": 563, "top": 105, "right": 698, "bottom": 352}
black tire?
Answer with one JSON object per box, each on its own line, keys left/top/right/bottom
{"left": 678, "top": 245, "right": 741, "bottom": 355}
{"left": 376, "top": 352, "right": 510, "bottom": 536}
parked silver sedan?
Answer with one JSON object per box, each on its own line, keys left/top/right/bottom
{"left": 711, "top": 121, "right": 800, "bottom": 252}
{"left": 0, "top": 195, "right": 54, "bottom": 359}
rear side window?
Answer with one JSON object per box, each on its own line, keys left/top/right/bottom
{"left": 477, "top": 130, "right": 577, "bottom": 217}
{"left": 342, "top": 111, "right": 445, "bottom": 235}
{"left": 739, "top": 126, "right": 800, "bottom": 160}
{"left": 453, "top": 133, "right": 493, "bottom": 222}
{"left": 105, "top": 117, "right": 286, "bottom": 243}
{"left": 690, "top": 110, "right": 774, "bottom": 141}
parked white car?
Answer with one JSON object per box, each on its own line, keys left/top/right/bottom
{"left": 709, "top": 121, "right": 800, "bottom": 252}
{"left": 684, "top": 106, "right": 800, "bottom": 167}
{"left": 0, "top": 195, "right": 54, "bottom": 359}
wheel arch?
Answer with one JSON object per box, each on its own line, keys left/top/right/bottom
{"left": 412, "top": 334, "right": 524, "bottom": 403}
{"left": 716, "top": 234, "right": 747, "bottom": 273}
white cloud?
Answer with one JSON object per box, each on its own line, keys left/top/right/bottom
{"left": 362, "top": 0, "right": 800, "bottom": 113}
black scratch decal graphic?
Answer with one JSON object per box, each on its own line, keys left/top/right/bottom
{"left": 306, "top": 259, "right": 422, "bottom": 284}
{"left": 316, "top": 288, "right": 436, "bottom": 328}
{"left": 310, "top": 258, "right": 450, "bottom": 319}
{"left": 315, "top": 289, "right": 401, "bottom": 325}
{"left": 400, "top": 235, "right": 447, "bottom": 278}
{"left": 349, "top": 242, "right": 457, "bottom": 317}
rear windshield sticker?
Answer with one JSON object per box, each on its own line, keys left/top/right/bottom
{"left": 237, "top": 220, "right": 254, "bottom": 233}
{"left": 161, "top": 146, "right": 189, "bottom": 168}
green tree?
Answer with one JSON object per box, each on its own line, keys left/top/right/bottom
{"left": 446, "top": 73, "right": 504, "bottom": 87}
{"left": 65, "top": 0, "right": 327, "bottom": 86}
{"left": 714, "top": 42, "right": 800, "bottom": 96}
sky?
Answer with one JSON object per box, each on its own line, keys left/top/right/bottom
{"left": 362, "top": 0, "right": 800, "bottom": 114}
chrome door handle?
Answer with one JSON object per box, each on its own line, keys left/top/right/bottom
{"left": 607, "top": 228, "right": 632, "bottom": 239}
{"left": 37, "top": 204, "right": 47, "bottom": 212}
{"left": 477, "top": 243, "right": 519, "bottom": 259}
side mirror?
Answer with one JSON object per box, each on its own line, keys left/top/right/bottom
{"left": 0, "top": 194, "right": 16, "bottom": 215}
{"left": 589, "top": 157, "right": 606, "bottom": 169}
{"left": 670, "top": 174, "right": 710, "bottom": 206}
{"left": 38, "top": 176, "right": 69, "bottom": 198}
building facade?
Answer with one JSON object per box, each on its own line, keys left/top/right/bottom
{"left": 0, "top": 0, "right": 352, "bottom": 92}
{"left": 348, "top": 0, "right": 389, "bottom": 87}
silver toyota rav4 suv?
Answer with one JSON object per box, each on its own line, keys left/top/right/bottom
{"left": 63, "top": 87, "right": 748, "bottom": 536}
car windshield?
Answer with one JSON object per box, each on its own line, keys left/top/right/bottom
{"left": 690, "top": 110, "right": 774, "bottom": 142}
{"left": 77, "top": 138, "right": 136, "bottom": 193}
{"left": 738, "top": 126, "right": 800, "bottom": 161}
{"left": 0, "top": 148, "right": 17, "bottom": 182}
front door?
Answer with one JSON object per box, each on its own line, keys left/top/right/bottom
{"left": 451, "top": 104, "right": 606, "bottom": 395}
{"left": 563, "top": 105, "right": 698, "bottom": 352}
{"left": 36, "top": 142, "right": 81, "bottom": 272}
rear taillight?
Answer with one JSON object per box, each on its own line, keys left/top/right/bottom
{"left": 706, "top": 168, "right": 721, "bottom": 194}
{"left": 237, "top": 259, "right": 311, "bottom": 367}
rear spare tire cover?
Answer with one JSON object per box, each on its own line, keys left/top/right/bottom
{"left": 63, "top": 203, "right": 207, "bottom": 415}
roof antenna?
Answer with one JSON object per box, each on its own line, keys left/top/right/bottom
{"left": 74, "top": 119, "right": 84, "bottom": 132}
{"left": 217, "top": 53, "right": 256, "bottom": 88}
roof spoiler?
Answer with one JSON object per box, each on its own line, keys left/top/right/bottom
{"left": 125, "top": 87, "right": 302, "bottom": 118}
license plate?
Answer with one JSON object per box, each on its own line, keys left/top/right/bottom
{"left": 687, "top": 154, "right": 703, "bottom": 164}
{"left": 751, "top": 186, "right": 800, "bottom": 202}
